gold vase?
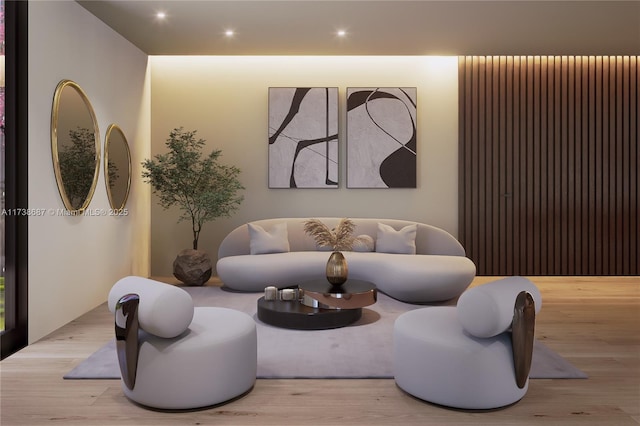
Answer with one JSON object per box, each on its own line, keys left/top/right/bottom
{"left": 326, "top": 251, "right": 348, "bottom": 286}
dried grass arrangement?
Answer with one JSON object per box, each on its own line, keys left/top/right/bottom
{"left": 303, "top": 218, "right": 356, "bottom": 251}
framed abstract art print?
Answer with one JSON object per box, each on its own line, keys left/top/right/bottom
{"left": 346, "top": 87, "right": 417, "bottom": 188}
{"left": 268, "top": 87, "right": 339, "bottom": 188}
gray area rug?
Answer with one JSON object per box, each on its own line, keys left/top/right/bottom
{"left": 65, "top": 286, "right": 588, "bottom": 380}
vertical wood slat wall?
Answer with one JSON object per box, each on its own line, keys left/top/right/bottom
{"left": 459, "top": 56, "right": 638, "bottom": 276}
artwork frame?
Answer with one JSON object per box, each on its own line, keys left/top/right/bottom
{"left": 268, "top": 87, "right": 339, "bottom": 188}
{"left": 346, "top": 87, "right": 417, "bottom": 188}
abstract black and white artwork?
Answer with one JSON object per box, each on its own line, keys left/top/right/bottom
{"left": 346, "top": 87, "right": 417, "bottom": 188}
{"left": 268, "top": 87, "right": 339, "bottom": 188}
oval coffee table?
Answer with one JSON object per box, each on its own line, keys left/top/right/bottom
{"left": 257, "top": 279, "right": 377, "bottom": 330}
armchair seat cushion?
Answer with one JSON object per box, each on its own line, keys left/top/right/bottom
{"left": 394, "top": 306, "right": 528, "bottom": 410}
{"left": 108, "top": 277, "right": 258, "bottom": 410}
{"left": 122, "top": 307, "right": 257, "bottom": 410}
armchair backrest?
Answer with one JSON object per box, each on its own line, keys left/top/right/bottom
{"left": 109, "top": 276, "right": 195, "bottom": 391}
{"left": 456, "top": 276, "right": 541, "bottom": 389}
{"left": 456, "top": 276, "right": 542, "bottom": 338}
{"left": 108, "top": 276, "right": 194, "bottom": 339}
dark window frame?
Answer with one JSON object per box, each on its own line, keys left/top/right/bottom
{"left": 1, "top": 0, "right": 28, "bottom": 360}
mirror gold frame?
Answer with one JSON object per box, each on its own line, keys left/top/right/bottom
{"left": 51, "top": 79, "right": 101, "bottom": 214}
{"left": 104, "top": 124, "right": 132, "bottom": 211}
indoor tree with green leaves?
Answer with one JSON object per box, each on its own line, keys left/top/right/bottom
{"left": 142, "top": 127, "right": 244, "bottom": 251}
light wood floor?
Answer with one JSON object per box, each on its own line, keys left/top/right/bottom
{"left": 1, "top": 276, "right": 638, "bottom": 425}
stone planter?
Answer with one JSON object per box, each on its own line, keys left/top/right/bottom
{"left": 173, "top": 249, "right": 212, "bottom": 286}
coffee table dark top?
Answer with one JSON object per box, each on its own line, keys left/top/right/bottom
{"left": 257, "top": 296, "right": 363, "bottom": 330}
{"left": 299, "top": 279, "right": 377, "bottom": 309}
{"left": 256, "top": 279, "right": 377, "bottom": 330}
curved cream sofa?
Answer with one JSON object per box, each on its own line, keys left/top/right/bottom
{"left": 216, "top": 218, "right": 477, "bottom": 303}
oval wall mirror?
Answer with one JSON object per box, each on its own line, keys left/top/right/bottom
{"left": 51, "top": 80, "right": 100, "bottom": 213}
{"left": 104, "top": 124, "right": 132, "bottom": 211}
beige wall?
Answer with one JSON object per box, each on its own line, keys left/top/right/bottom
{"left": 149, "top": 56, "right": 459, "bottom": 276}
{"left": 28, "top": 1, "right": 150, "bottom": 343}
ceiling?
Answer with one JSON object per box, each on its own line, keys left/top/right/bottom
{"left": 77, "top": 1, "right": 640, "bottom": 56}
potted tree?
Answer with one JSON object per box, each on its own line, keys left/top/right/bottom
{"left": 142, "top": 127, "right": 244, "bottom": 285}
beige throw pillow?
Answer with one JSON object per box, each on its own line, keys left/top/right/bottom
{"left": 248, "top": 223, "right": 290, "bottom": 254}
{"left": 352, "top": 234, "right": 375, "bottom": 252}
{"left": 375, "top": 223, "right": 417, "bottom": 254}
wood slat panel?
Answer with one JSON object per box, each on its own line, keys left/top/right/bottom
{"left": 459, "top": 56, "right": 639, "bottom": 275}
{"left": 503, "top": 56, "right": 514, "bottom": 275}
{"left": 629, "top": 56, "right": 639, "bottom": 273}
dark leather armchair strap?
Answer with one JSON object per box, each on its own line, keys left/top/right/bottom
{"left": 115, "top": 293, "right": 140, "bottom": 390}
{"left": 512, "top": 291, "right": 536, "bottom": 389}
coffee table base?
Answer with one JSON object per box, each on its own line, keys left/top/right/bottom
{"left": 257, "top": 297, "right": 362, "bottom": 330}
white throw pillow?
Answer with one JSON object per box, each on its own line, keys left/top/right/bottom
{"left": 375, "top": 223, "right": 417, "bottom": 254}
{"left": 352, "top": 234, "right": 375, "bottom": 252}
{"left": 248, "top": 223, "right": 290, "bottom": 255}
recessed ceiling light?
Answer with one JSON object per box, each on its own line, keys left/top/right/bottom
{"left": 225, "top": 30, "right": 235, "bottom": 37}
{"left": 337, "top": 30, "right": 347, "bottom": 37}
{"left": 156, "top": 11, "right": 167, "bottom": 20}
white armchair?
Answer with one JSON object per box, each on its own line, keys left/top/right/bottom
{"left": 108, "top": 276, "right": 257, "bottom": 410}
{"left": 393, "top": 276, "right": 541, "bottom": 409}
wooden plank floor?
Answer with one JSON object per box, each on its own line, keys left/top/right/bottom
{"left": 1, "top": 276, "right": 639, "bottom": 425}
